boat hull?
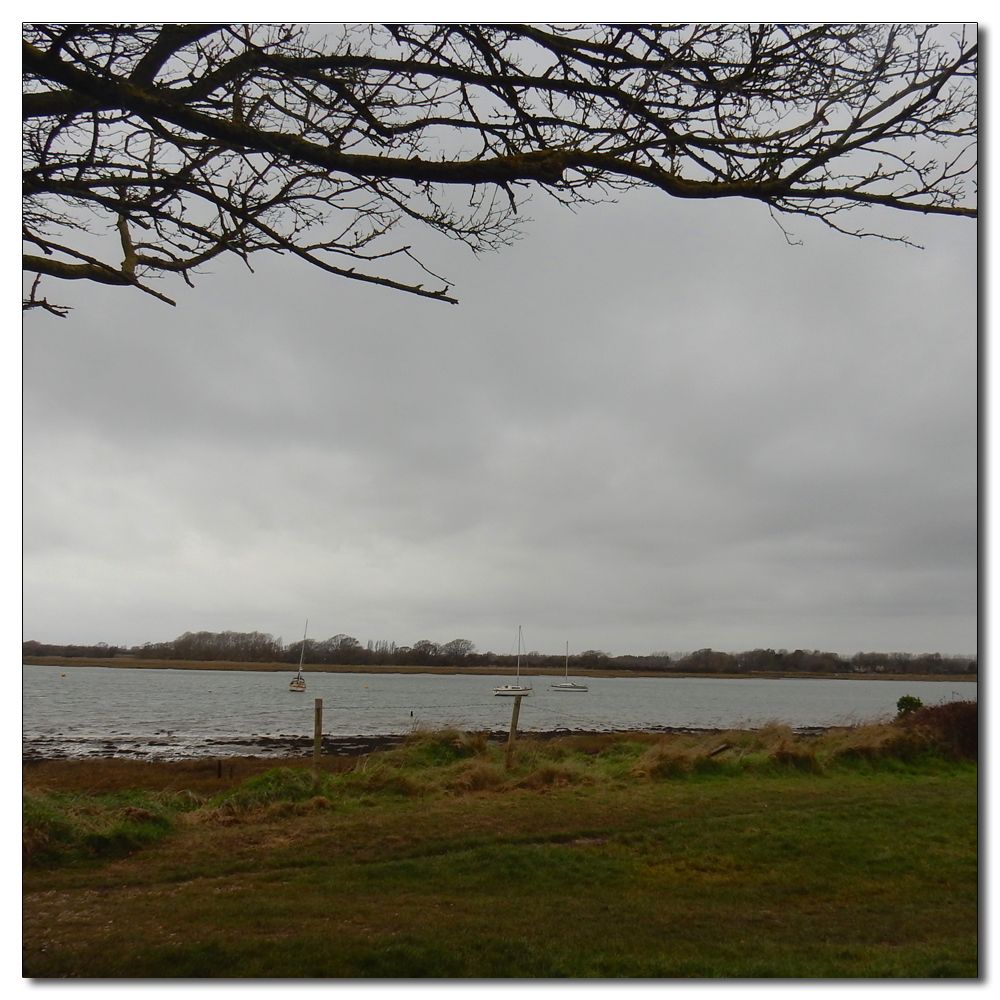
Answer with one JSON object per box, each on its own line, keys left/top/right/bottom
{"left": 493, "top": 685, "right": 532, "bottom": 696}
{"left": 289, "top": 678, "right": 307, "bottom": 692}
{"left": 550, "top": 683, "right": 587, "bottom": 692}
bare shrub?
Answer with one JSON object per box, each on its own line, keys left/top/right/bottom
{"left": 899, "top": 701, "right": 978, "bottom": 761}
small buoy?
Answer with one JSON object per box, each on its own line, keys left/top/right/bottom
{"left": 410, "top": 711, "right": 414, "bottom": 717}
{"left": 61, "top": 674, "right": 66, "bottom": 677}
{"left": 364, "top": 686, "right": 369, "bottom": 689}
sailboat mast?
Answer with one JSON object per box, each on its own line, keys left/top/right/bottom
{"left": 516, "top": 625, "right": 522, "bottom": 681}
{"left": 298, "top": 619, "right": 308, "bottom": 675}
{"left": 565, "top": 641, "right": 569, "bottom": 678}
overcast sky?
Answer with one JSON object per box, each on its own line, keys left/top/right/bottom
{"left": 22, "top": 176, "right": 976, "bottom": 657}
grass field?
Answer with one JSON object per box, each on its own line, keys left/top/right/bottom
{"left": 23, "top": 711, "right": 978, "bottom": 979}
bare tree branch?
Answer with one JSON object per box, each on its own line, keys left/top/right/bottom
{"left": 22, "top": 22, "right": 977, "bottom": 313}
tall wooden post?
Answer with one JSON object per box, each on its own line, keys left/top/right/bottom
{"left": 505, "top": 695, "right": 523, "bottom": 770}
{"left": 313, "top": 698, "right": 323, "bottom": 773}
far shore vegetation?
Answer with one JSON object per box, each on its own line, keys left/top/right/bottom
{"left": 23, "top": 700, "right": 977, "bottom": 978}
{"left": 23, "top": 633, "right": 976, "bottom": 678}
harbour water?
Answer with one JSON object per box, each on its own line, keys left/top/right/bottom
{"left": 22, "top": 664, "right": 976, "bottom": 760}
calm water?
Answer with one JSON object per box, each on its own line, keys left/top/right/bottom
{"left": 22, "top": 665, "right": 976, "bottom": 760}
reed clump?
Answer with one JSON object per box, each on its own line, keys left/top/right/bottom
{"left": 512, "top": 759, "right": 592, "bottom": 790}
{"left": 630, "top": 724, "right": 797, "bottom": 779}
{"left": 820, "top": 724, "right": 929, "bottom": 764}
{"left": 188, "top": 767, "right": 344, "bottom": 824}
{"left": 394, "top": 728, "right": 491, "bottom": 766}
{"left": 444, "top": 758, "right": 507, "bottom": 792}
{"left": 348, "top": 763, "right": 430, "bottom": 798}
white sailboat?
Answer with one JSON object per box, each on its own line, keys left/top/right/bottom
{"left": 289, "top": 619, "right": 308, "bottom": 692}
{"left": 493, "top": 626, "right": 533, "bottom": 696}
{"left": 551, "top": 641, "right": 588, "bottom": 692}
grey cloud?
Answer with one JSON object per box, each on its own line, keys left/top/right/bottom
{"left": 23, "top": 189, "right": 976, "bottom": 656}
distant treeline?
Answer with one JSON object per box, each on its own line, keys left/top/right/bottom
{"left": 22, "top": 633, "right": 977, "bottom": 675}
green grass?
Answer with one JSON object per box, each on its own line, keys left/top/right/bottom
{"left": 23, "top": 788, "right": 201, "bottom": 866}
{"left": 23, "top": 722, "right": 978, "bottom": 978}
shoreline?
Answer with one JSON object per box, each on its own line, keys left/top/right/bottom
{"left": 22, "top": 656, "right": 976, "bottom": 683}
{"left": 22, "top": 724, "right": 836, "bottom": 768}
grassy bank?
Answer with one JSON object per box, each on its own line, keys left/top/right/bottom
{"left": 22, "top": 655, "right": 977, "bottom": 682}
{"left": 23, "top": 711, "right": 978, "bottom": 978}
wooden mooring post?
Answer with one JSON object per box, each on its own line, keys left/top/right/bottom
{"left": 505, "top": 695, "right": 523, "bottom": 769}
{"left": 313, "top": 698, "right": 323, "bottom": 773}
